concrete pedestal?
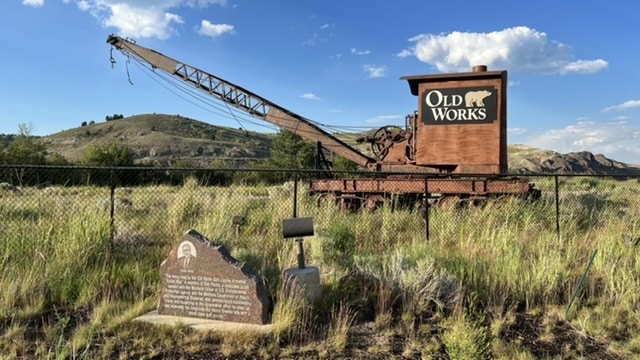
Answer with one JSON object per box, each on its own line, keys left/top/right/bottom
{"left": 283, "top": 266, "right": 321, "bottom": 302}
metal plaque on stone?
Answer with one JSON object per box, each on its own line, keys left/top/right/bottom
{"left": 157, "top": 229, "right": 271, "bottom": 325}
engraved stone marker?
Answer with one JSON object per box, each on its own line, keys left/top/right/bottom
{"left": 157, "top": 229, "right": 271, "bottom": 325}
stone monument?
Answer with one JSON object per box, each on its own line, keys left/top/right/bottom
{"left": 157, "top": 229, "right": 271, "bottom": 325}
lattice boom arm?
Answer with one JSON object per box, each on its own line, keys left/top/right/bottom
{"left": 106, "top": 35, "right": 377, "bottom": 170}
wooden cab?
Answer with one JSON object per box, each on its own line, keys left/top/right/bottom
{"left": 401, "top": 66, "right": 507, "bottom": 174}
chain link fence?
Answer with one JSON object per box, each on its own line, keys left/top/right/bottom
{"left": 1, "top": 165, "right": 639, "bottom": 256}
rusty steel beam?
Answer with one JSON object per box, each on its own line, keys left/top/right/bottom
{"left": 107, "top": 35, "right": 378, "bottom": 170}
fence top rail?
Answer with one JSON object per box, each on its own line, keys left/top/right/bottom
{"left": 1, "top": 164, "right": 639, "bottom": 179}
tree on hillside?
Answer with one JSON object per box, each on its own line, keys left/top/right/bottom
{"left": 270, "top": 130, "right": 315, "bottom": 169}
{"left": 47, "top": 153, "right": 70, "bottom": 166}
{"left": 0, "top": 134, "right": 16, "bottom": 149}
{"left": 332, "top": 155, "right": 360, "bottom": 171}
{"left": 81, "top": 143, "right": 134, "bottom": 167}
{"left": 233, "top": 159, "right": 282, "bottom": 185}
{"left": 1, "top": 123, "right": 46, "bottom": 165}
{"left": 0, "top": 124, "right": 48, "bottom": 185}
{"left": 105, "top": 114, "right": 124, "bottom": 121}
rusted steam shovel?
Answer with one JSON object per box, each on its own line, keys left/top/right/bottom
{"left": 282, "top": 217, "right": 321, "bottom": 302}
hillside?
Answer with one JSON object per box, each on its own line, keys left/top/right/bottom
{"left": 38, "top": 114, "right": 272, "bottom": 166}
{"left": 508, "top": 144, "right": 639, "bottom": 175}
{"left": 35, "top": 114, "right": 639, "bottom": 174}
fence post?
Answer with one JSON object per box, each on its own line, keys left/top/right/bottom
{"left": 109, "top": 168, "right": 116, "bottom": 251}
{"left": 425, "top": 177, "right": 430, "bottom": 241}
{"left": 555, "top": 175, "right": 560, "bottom": 241}
{"left": 293, "top": 172, "right": 298, "bottom": 218}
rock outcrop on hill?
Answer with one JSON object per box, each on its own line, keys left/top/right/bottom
{"left": 509, "top": 145, "right": 639, "bottom": 175}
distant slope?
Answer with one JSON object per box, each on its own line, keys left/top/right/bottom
{"left": 39, "top": 114, "right": 272, "bottom": 166}
{"left": 35, "top": 115, "right": 638, "bottom": 175}
{"left": 507, "top": 144, "right": 558, "bottom": 172}
{"left": 508, "top": 144, "right": 639, "bottom": 175}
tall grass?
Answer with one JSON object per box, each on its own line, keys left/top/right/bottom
{"left": 1, "top": 176, "right": 640, "bottom": 357}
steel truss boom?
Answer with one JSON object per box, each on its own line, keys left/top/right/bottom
{"left": 107, "top": 35, "right": 378, "bottom": 170}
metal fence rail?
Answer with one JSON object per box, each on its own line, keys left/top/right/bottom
{"left": 1, "top": 165, "right": 639, "bottom": 253}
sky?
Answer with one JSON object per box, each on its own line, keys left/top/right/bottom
{"left": 2, "top": 0, "right": 639, "bottom": 164}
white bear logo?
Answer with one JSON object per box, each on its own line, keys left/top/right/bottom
{"left": 464, "top": 90, "right": 492, "bottom": 107}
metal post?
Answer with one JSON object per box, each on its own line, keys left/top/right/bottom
{"left": 425, "top": 177, "right": 430, "bottom": 241}
{"left": 109, "top": 169, "right": 116, "bottom": 245}
{"left": 315, "top": 141, "right": 321, "bottom": 170}
{"left": 555, "top": 175, "right": 560, "bottom": 241}
{"left": 293, "top": 173, "right": 298, "bottom": 218}
{"left": 296, "top": 238, "right": 306, "bottom": 269}
{"left": 283, "top": 217, "right": 314, "bottom": 269}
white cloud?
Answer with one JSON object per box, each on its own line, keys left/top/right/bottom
{"left": 602, "top": 100, "right": 640, "bottom": 113}
{"left": 77, "top": 0, "right": 90, "bottom": 11}
{"left": 303, "top": 22, "right": 335, "bottom": 46}
{"left": 524, "top": 118, "right": 640, "bottom": 164}
{"left": 351, "top": 48, "right": 371, "bottom": 55}
{"left": 363, "top": 64, "right": 386, "bottom": 78}
{"left": 23, "top": 0, "right": 44, "bottom": 7}
{"left": 365, "top": 115, "right": 402, "bottom": 124}
{"left": 559, "top": 59, "right": 608, "bottom": 75}
{"left": 395, "top": 49, "right": 412, "bottom": 58}
{"left": 303, "top": 33, "right": 319, "bottom": 46}
{"left": 102, "top": 3, "right": 183, "bottom": 39}
{"left": 73, "top": 0, "right": 228, "bottom": 40}
{"left": 198, "top": 20, "right": 233, "bottom": 37}
{"left": 508, "top": 127, "right": 527, "bottom": 135}
{"left": 300, "top": 93, "right": 321, "bottom": 101}
{"left": 401, "top": 26, "right": 608, "bottom": 75}
{"left": 184, "top": 0, "right": 227, "bottom": 7}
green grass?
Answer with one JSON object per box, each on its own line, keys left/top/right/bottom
{"left": 1, "top": 176, "right": 639, "bottom": 358}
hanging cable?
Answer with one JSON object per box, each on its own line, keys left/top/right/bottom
{"left": 111, "top": 45, "right": 385, "bottom": 152}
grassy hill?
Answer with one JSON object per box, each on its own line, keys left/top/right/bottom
{"left": 38, "top": 114, "right": 273, "bottom": 166}
{"left": 34, "top": 114, "right": 638, "bottom": 174}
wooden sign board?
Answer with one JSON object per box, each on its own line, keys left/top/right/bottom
{"left": 402, "top": 68, "right": 507, "bottom": 174}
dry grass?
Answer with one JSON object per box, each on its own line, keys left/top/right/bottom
{"left": 0, "top": 177, "right": 639, "bottom": 358}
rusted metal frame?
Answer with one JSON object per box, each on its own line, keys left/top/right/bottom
{"left": 310, "top": 177, "right": 535, "bottom": 198}
{"left": 173, "top": 62, "right": 271, "bottom": 118}
{"left": 108, "top": 35, "right": 376, "bottom": 170}
{"left": 265, "top": 108, "right": 377, "bottom": 169}
{"left": 162, "top": 60, "right": 374, "bottom": 166}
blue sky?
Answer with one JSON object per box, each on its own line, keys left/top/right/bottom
{"left": 2, "top": 0, "right": 639, "bottom": 164}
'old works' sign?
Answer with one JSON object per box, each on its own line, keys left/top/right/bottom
{"left": 421, "top": 86, "right": 497, "bottom": 125}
